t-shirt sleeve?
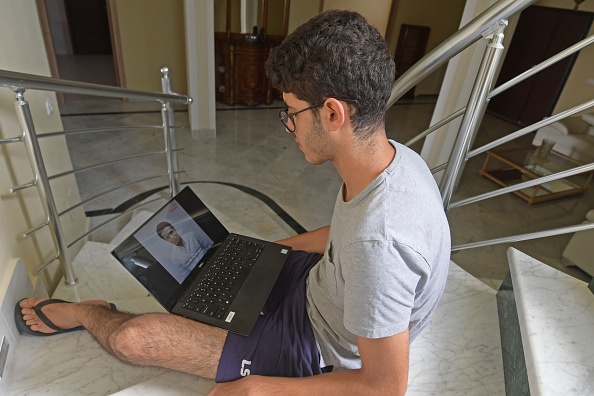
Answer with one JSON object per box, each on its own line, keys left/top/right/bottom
{"left": 341, "top": 240, "right": 430, "bottom": 339}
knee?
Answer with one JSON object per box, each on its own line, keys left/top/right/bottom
{"left": 109, "top": 316, "right": 154, "bottom": 364}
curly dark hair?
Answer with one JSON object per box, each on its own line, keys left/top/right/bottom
{"left": 265, "top": 10, "right": 395, "bottom": 139}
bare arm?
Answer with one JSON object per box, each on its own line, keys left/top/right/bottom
{"left": 276, "top": 226, "right": 329, "bottom": 255}
{"left": 208, "top": 329, "right": 410, "bottom": 396}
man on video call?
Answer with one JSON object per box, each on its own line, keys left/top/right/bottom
{"left": 156, "top": 221, "right": 212, "bottom": 278}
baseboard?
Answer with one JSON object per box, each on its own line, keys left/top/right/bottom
{"left": 0, "top": 258, "right": 33, "bottom": 395}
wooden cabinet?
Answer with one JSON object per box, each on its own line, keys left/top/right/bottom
{"left": 233, "top": 42, "right": 270, "bottom": 106}
{"left": 214, "top": 0, "right": 288, "bottom": 106}
{"left": 215, "top": 37, "right": 233, "bottom": 104}
{"left": 215, "top": 33, "right": 283, "bottom": 106}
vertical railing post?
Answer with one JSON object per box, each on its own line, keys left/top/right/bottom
{"left": 160, "top": 66, "right": 180, "bottom": 197}
{"left": 13, "top": 89, "right": 77, "bottom": 285}
{"left": 440, "top": 22, "right": 508, "bottom": 210}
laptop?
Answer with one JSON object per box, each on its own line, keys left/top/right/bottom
{"left": 111, "top": 186, "right": 292, "bottom": 336}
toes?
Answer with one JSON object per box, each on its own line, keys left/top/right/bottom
{"left": 19, "top": 297, "right": 44, "bottom": 309}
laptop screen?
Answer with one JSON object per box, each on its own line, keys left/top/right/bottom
{"left": 111, "top": 187, "right": 229, "bottom": 309}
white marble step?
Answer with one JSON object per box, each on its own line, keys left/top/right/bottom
{"left": 9, "top": 297, "right": 170, "bottom": 396}
{"left": 11, "top": 208, "right": 504, "bottom": 395}
{"left": 407, "top": 261, "right": 504, "bottom": 395}
{"left": 112, "top": 260, "right": 504, "bottom": 396}
{"left": 52, "top": 241, "right": 150, "bottom": 303}
{"left": 508, "top": 248, "right": 594, "bottom": 396}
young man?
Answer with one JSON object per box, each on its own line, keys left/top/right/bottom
{"left": 16, "top": 10, "right": 450, "bottom": 395}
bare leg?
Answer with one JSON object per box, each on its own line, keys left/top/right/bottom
{"left": 19, "top": 298, "right": 227, "bottom": 379}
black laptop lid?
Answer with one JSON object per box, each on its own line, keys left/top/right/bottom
{"left": 111, "top": 187, "right": 229, "bottom": 309}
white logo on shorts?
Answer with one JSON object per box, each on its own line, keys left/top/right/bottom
{"left": 240, "top": 359, "right": 252, "bottom": 376}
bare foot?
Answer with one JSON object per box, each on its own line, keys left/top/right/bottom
{"left": 19, "top": 298, "right": 111, "bottom": 334}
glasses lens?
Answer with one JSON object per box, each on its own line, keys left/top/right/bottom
{"left": 279, "top": 110, "right": 294, "bottom": 132}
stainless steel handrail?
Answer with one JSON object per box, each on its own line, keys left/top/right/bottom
{"left": 452, "top": 221, "right": 594, "bottom": 252}
{"left": 448, "top": 161, "right": 594, "bottom": 209}
{"left": 468, "top": 99, "right": 594, "bottom": 158}
{"left": 58, "top": 174, "right": 167, "bottom": 216}
{"left": 66, "top": 197, "right": 164, "bottom": 249}
{"left": 440, "top": 27, "right": 506, "bottom": 208}
{"left": 38, "top": 125, "right": 165, "bottom": 138}
{"left": 48, "top": 151, "right": 173, "bottom": 181}
{"left": 3, "top": 67, "right": 190, "bottom": 286}
{"left": 2, "top": 0, "right": 590, "bottom": 289}
{"left": 390, "top": 0, "right": 594, "bottom": 254}
{"left": 22, "top": 174, "right": 170, "bottom": 239}
{"left": 403, "top": 33, "right": 594, "bottom": 151}
{"left": 0, "top": 69, "right": 192, "bottom": 104}
{"left": 488, "top": 33, "right": 594, "bottom": 99}
{"left": 0, "top": 136, "right": 23, "bottom": 145}
{"left": 387, "top": 0, "right": 535, "bottom": 106}
{"left": 405, "top": 108, "right": 465, "bottom": 147}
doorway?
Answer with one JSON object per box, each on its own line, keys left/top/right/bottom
{"left": 36, "top": 0, "right": 124, "bottom": 103}
{"left": 393, "top": 24, "right": 430, "bottom": 99}
{"left": 488, "top": 6, "right": 593, "bottom": 126}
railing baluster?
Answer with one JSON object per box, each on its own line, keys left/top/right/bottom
{"left": 0, "top": 136, "right": 23, "bottom": 145}
{"left": 13, "top": 89, "right": 77, "bottom": 286}
{"left": 440, "top": 24, "right": 507, "bottom": 209}
{"left": 161, "top": 67, "right": 181, "bottom": 197}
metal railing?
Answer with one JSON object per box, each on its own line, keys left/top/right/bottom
{"left": 387, "top": 0, "right": 594, "bottom": 253}
{"left": 0, "top": 67, "right": 192, "bottom": 285}
{"left": 2, "top": 0, "right": 594, "bottom": 288}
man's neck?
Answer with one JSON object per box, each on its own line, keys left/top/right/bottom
{"left": 333, "top": 132, "right": 395, "bottom": 202}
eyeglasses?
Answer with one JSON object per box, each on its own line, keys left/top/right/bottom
{"left": 278, "top": 99, "right": 359, "bottom": 133}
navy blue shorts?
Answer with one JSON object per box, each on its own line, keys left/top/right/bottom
{"left": 215, "top": 250, "right": 325, "bottom": 382}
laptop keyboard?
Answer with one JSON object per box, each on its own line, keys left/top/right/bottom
{"left": 182, "top": 237, "right": 265, "bottom": 319}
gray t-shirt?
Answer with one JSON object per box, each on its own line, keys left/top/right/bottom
{"left": 306, "top": 140, "right": 451, "bottom": 370}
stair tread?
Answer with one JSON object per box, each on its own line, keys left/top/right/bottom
{"left": 407, "top": 261, "right": 504, "bottom": 395}
{"left": 52, "top": 241, "right": 149, "bottom": 302}
{"left": 508, "top": 248, "right": 594, "bottom": 396}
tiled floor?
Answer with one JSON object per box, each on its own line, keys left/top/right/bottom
{"left": 59, "top": 96, "right": 593, "bottom": 291}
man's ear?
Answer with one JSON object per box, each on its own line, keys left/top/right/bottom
{"left": 322, "top": 98, "right": 348, "bottom": 132}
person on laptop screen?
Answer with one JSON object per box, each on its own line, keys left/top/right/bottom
{"left": 156, "top": 221, "right": 212, "bottom": 281}
{"left": 16, "top": 10, "right": 450, "bottom": 395}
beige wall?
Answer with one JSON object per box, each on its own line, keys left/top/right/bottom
{"left": 114, "top": 0, "right": 188, "bottom": 94}
{"left": 389, "top": 0, "right": 465, "bottom": 53}
{"left": 288, "top": 0, "right": 320, "bottom": 34}
{"left": 389, "top": 0, "right": 466, "bottom": 96}
{"left": 322, "top": 0, "right": 392, "bottom": 36}
{"left": 0, "top": 2, "right": 86, "bottom": 293}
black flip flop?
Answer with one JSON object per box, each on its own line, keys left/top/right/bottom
{"left": 14, "top": 298, "right": 117, "bottom": 337}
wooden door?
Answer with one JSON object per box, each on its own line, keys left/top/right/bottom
{"left": 393, "top": 24, "right": 430, "bottom": 99}
{"left": 233, "top": 42, "right": 270, "bottom": 106}
{"left": 64, "top": 0, "right": 113, "bottom": 55}
{"left": 488, "top": 6, "right": 593, "bottom": 126}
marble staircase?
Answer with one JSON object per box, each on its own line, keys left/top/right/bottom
{"left": 6, "top": 190, "right": 592, "bottom": 395}
{"left": 8, "top": 245, "right": 506, "bottom": 395}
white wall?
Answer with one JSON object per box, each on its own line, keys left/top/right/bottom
{"left": 0, "top": 2, "right": 86, "bottom": 293}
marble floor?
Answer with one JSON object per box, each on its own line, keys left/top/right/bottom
{"left": 58, "top": 97, "right": 594, "bottom": 291}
